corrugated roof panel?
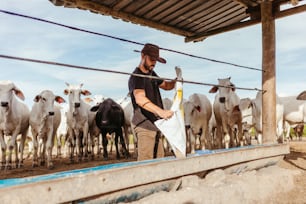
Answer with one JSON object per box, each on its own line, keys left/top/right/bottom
{"left": 49, "top": 0, "right": 305, "bottom": 41}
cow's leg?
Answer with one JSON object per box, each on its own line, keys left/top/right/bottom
{"left": 114, "top": 132, "right": 120, "bottom": 159}
{"left": 75, "top": 130, "right": 82, "bottom": 162}
{"left": 221, "top": 123, "right": 230, "bottom": 149}
{"left": 123, "top": 124, "right": 130, "bottom": 153}
{"left": 101, "top": 131, "right": 109, "bottom": 160}
{"left": 0, "top": 133, "right": 6, "bottom": 170}
{"left": 46, "top": 134, "right": 55, "bottom": 169}
{"left": 40, "top": 137, "right": 47, "bottom": 166}
{"left": 82, "top": 133, "right": 88, "bottom": 161}
{"left": 202, "top": 123, "right": 212, "bottom": 150}
{"left": 17, "top": 133, "right": 26, "bottom": 168}
{"left": 88, "top": 132, "right": 94, "bottom": 160}
{"left": 69, "top": 139, "right": 74, "bottom": 163}
{"left": 257, "top": 131, "right": 263, "bottom": 145}
{"left": 204, "top": 128, "right": 210, "bottom": 150}
{"left": 215, "top": 126, "right": 223, "bottom": 149}
{"left": 131, "top": 123, "right": 138, "bottom": 158}
{"left": 284, "top": 123, "right": 291, "bottom": 142}
{"left": 68, "top": 129, "right": 75, "bottom": 162}
{"left": 32, "top": 132, "right": 39, "bottom": 167}
{"left": 237, "top": 123, "right": 244, "bottom": 147}
{"left": 185, "top": 127, "right": 191, "bottom": 153}
{"left": 56, "top": 134, "right": 62, "bottom": 158}
{"left": 190, "top": 131, "right": 196, "bottom": 154}
{"left": 118, "top": 128, "right": 129, "bottom": 159}
{"left": 14, "top": 140, "right": 19, "bottom": 168}
{"left": 6, "top": 132, "right": 19, "bottom": 170}
{"left": 95, "top": 133, "right": 101, "bottom": 158}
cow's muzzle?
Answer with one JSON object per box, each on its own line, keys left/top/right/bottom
{"left": 74, "top": 103, "right": 80, "bottom": 108}
{"left": 48, "top": 112, "right": 55, "bottom": 116}
{"left": 219, "top": 97, "right": 226, "bottom": 103}
{"left": 1, "top": 102, "right": 8, "bottom": 107}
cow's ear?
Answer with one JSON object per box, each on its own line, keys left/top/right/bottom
{"left": 232, "top": 105, "right": 240, "bottom": 113}
{"left": 297, "top": 91, "right": 306, "bottom": 100}
{"left": 84, "top": 97, "right": 93, "bottom": 103}
{"left": 90, "top": 105, "right": 99, "bottom": 112}
{"left": 230, "top": 83, "right": 236, "bottom": 91}
{"left": 209, "top": 86, "right": 218, "bottom": 93}
{"left": 34, "top": 95, "right": 41, "bottom": 102}
{"left": 82, "top": 90, "right": 91, "bottom": 96}
{"left": 64, "top": 89, "right": 69, "bottom": 95}
{"left": 14, "top": 89, "right": 25, "bottom": 101}
{"left": 55, "top": 96, "right": 66, "bottom": 104}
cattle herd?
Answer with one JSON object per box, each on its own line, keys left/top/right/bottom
{"left": 0, "top": 78, "right": 305, "bottom": 170}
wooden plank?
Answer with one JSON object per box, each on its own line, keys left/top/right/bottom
{"left": 63, "top": 0, "right": 193, "bottom": 37}
{"left": 261, "top": 1, "right": 276, "bottom": 144}
{"left": 191, "top": 4, "right": 243, "bottom": 32}
{"left": 0, "top": 144, "right": 289, "bottom": 203}
{"left": 185, "top": 4, "right": 306, "bottom": 42}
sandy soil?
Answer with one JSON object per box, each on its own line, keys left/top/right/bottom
{"left": 1, "top": 141, "right": 306, "bottom": 204}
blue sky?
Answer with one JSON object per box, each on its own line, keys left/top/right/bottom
{"left": 1, "top": 1, "right": 306, "bottom": 107}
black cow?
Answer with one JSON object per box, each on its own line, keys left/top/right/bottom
{"left": 90, "top": 98, "right": 129, "bottom": 160}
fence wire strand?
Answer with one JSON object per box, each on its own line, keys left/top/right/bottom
{"left": 0, "top": 54, "right": 263, "bottom": 92}
{"left": 0, "top": 9, "right": 263, "bottom": 72}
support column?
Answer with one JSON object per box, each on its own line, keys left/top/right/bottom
{"left": 261, "top": 0, "right": 276, "bottom": 144}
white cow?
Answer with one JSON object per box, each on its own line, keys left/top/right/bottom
{"left": 250, "top": 92, "right": 284, "bottom": 144}
{"left": 64, "top": 83, "right": 96, "bottom": 162}
{"left": 56, "top": 103, "right": 69, "bottom": 157}
{"left": 184, "top": 93, "right": 212, "bottom": 153}
{"left": 209, "top": 77, "right": 243, "bottom": 149}
{"left": 0, "top": 80, "right": 30, "bottom": 169}
{"left": 208, "top": 111, "right": 217, "bottom": 148}
{"left": 279, "top": 92, "right": 306, "bottom": 141}
{"left": 29, "top": 90, "right": 65, "bottom": 169}
{"left": 239, "top": 97, "right": 254, "bottom": 145}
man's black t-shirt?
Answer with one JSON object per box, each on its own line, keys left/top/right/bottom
{"left": 128, "top": 67, "right": 164, "bottom": 123}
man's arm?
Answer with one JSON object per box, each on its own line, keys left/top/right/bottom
{"left": 159, "top": 79, "right": 176, "bottom": 90}
{"left": 133, "top": 89, "right": 173, "bottom": 119}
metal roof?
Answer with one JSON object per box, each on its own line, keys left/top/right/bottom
{"left": 49, "top": 0, "right": 306, "bottom": 42}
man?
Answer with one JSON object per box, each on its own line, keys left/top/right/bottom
{"left": 128, "top": 43, "right": 176, "bottom": 161}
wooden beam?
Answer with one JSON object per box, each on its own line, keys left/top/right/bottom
{"left": 261, "top": 0, "right": 276, "bottom": 144}
{"left": 185, "top": 4, "right": 306, "bottom": 42}
{"left": 233, "top": 0, "right": 258, "bottom": 7}
{"left": 59, "top": 0, "right": 193, "bottom": 37}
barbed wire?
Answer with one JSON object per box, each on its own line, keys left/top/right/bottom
{"left": 0, "top": 9, "right": 263, "bottom": 72}
{"left": 0, "top": 54, "right": 263, "bottom": 92}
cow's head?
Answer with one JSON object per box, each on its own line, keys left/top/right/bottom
{"left": 34, "top": 90, "right": 65, "bottom": 117}
{"left": 64, "top": 82, "right": 91, "bottom": 112}
{"left": 209, "top": 77, "right": 236, "bottom": 111}
{"left": 0, "top": 80, "right": 25, "bottom": 111}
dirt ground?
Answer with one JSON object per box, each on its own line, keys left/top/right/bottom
{"left": 273, "top": 140, "right": 306, "bottom": 203}
{"left": 1, "top": 141, "right": 306, "bottom": 203}
{"left": 0, "top": 147, "right": 138, "bottom": 180}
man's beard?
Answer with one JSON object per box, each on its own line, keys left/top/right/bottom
{"left": 144, "top": 62, "right": 154, "bottom": 72}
